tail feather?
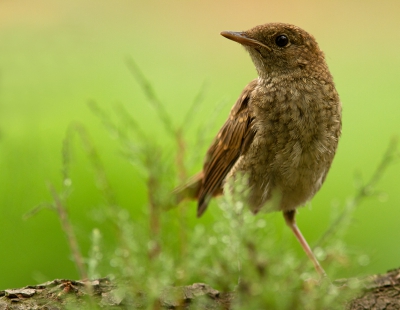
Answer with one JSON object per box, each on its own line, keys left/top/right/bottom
{"left": 173, "top": 172, "right": 203, "bottom": 203}
{"left": 197, "top": 195, "right": 211, "bottom": 217}
{"left": 174, "top": 172, "right": 223, "bottom": 217}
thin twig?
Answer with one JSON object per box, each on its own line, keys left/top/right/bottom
{"left": 188, "top": 98, "right": 228, "bottom": 167}
{"left": 23, "top": 203, "right": 52, "bottom": 220}
{"left": 65, "top": 123, "right": 117, "bottom": 208}
{"left": 314, "top": 137, "right": 399, "bottom": 249}
{"left": 113, "top": 103, "right": 148, "bottom": 143}
{"left": 175, "top": 129, "right": 187, "bottom": 183}
{"left": 180, "top": 82, "right": 207, "bottom": 130}
{"left": 125, "top": 57, "right": 176, "bottom": 137}
{"left": 50, "top": 184, "right": 88, "bottom": 280}
{"left": 88, "top": 100, "right": 127, "bottom": 142}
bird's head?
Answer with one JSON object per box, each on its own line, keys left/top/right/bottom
{"left": 221, "top": 23, "right": 327, "bottom": 79}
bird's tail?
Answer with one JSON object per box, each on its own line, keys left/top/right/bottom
{"left": 172, "top": 172, "right": 203, "bottom": 204}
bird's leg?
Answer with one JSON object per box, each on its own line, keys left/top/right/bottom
{"left": 283, "top": 210, "right": 327, "bottom": 277}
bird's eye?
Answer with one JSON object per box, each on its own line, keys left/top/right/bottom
{"left": 275, "top": 35, "right": 289, "bottom": 47}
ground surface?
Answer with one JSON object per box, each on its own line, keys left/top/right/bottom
{"left": 1, "top": 268, "right": 399, "bottom": 309}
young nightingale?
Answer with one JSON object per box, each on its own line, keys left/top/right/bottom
{"left": 177, "top": 23, "right": 342, "bottom": 276}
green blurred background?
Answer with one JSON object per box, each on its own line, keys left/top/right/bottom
{"left": 1, "top": 0, "right": 400, "bottom": 290}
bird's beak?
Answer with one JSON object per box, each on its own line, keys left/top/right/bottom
{"left": 220, "top": 31, "right": 271, "bottom": 51}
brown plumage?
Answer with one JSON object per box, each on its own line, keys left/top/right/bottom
{"left": 176, "top": 23, "right": 342, "bottom": 276}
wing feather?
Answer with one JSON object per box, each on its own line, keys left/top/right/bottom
{"left": 197, "top": 79, "right": 258, "bottom": 216}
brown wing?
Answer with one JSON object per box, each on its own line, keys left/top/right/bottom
{"left": 197, "top": 79, "right": 258, "bottom": 216}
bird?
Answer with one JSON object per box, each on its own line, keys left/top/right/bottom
{"left": 176, "top": 22, "right": 342, "bottom": 276}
